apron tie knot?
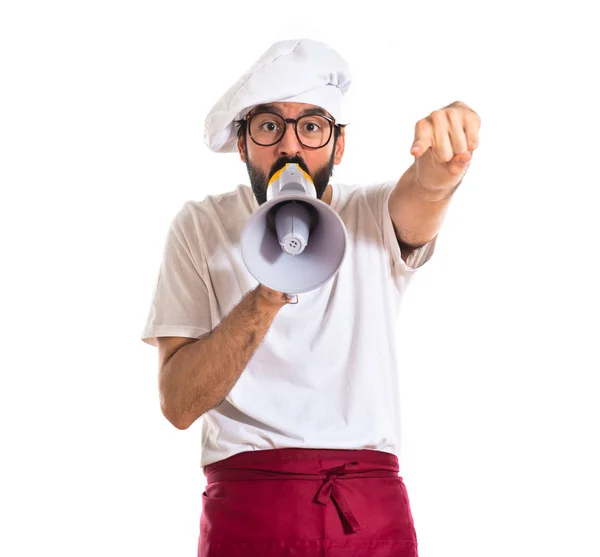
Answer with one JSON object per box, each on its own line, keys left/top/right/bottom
{"left": 314, "top": 461, "right": 363, "bottom": 532}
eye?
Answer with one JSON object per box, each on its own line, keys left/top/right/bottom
{"left": 301, "top": 120, "right": 321, "bottom": 133}
{"left": 260, "top": 121, "right": 280, "bottom": 132}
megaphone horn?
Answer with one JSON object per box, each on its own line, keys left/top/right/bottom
{"left": 241, "top": 163, "right": 347, "bottom": 296}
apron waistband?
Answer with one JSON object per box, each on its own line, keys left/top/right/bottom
{"left": 203, "top": 448, "right": 401, "bottom": 533}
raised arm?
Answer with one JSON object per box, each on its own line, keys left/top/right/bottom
{"left": 389, "top": 101, "right": 480, "bottom": 261}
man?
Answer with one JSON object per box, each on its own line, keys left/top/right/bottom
{"left": 141, "top": 39, "right": 480, "bottom": 557}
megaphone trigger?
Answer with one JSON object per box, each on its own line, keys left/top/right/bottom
{"left": 285, "top": 294, "right": 299, "bottom": 304}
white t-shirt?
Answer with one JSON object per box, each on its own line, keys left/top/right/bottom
{"left": 141, "top": 181, "right": 436, "bottom": 469}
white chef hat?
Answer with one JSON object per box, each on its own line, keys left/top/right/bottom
{"left": 204, "top": 39, "right": 351, "bottom": 153}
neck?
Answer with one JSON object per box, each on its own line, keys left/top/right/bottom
{"left": 321, "top": 184, "right": 333, "bottom": 205}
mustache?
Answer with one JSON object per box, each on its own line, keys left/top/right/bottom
{"left": 268, "top": 156, "right": 311, "bottom": 180}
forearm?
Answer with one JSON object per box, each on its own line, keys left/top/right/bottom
{"left": 390, "top": 162, "right": 457, "bottom": 248}
{"left": 161, "top": 285, "right": 287, "bottom": 429}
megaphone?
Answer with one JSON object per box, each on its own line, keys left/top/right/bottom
{"left": 241, "top": 163, "right": 347, "bottom": 297}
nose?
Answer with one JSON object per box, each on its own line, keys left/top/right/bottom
{"left": 276, "top": 121, "right": 302, "bottom": 157}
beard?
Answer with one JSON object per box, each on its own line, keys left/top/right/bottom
{"left": 244, "top": 142, "right": 337, "bottom": 206}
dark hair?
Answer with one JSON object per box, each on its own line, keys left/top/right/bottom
{"left": 236, "top": 119, "right": 247, "bottom": 142}
{"left": 235, "top": 119, "right": 344, "bottom": 145}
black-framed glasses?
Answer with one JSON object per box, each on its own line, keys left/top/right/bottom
{"left": 243, "top": 111, "right": 339, "bottom": 149}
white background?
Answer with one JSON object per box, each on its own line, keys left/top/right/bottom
{"left": 1, "top": 1, "right": 598, "bottom": 556}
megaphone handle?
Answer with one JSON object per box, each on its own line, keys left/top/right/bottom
{"left": 285, "top": 293, "right": 299, "bottom": 305}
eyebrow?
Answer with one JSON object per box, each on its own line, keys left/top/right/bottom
{"left": 250, "top": 104, "right": 331, "bottom": 119}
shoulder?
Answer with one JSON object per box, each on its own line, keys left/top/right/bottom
{"left": 333, "top": 181, "right": 396, "bottom": 213}
{"left": 184, "top": 185, "right": 254, "bottom": 216}
{"left": 172, "top": 185, "right": 255, "bottom": 230}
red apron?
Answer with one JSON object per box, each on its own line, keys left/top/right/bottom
{"left": 198, "top": 448, "right": 418, "bottom": 557}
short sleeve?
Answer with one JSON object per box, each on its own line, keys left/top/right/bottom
{"left": 366, "top": 181, "right": 437, "bottom": 280}
{"left": 141, "top": 204, "right": 213, "bottom": 347}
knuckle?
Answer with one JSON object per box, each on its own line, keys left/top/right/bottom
{"left": 430, "top": 110, "right": 446, "bottom": 121}
{"left": 466, "top": 109, "right": 480, "bottom": 120}
{"left": 467, "top": 111, "right": 481, "bottom": 126}
{"left": 447, "top": 109, "right": 461, "bottom": 125}
{"left": 414, "top": 119, "right": 427, "bottom": 132}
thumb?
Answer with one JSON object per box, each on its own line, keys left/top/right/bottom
{"left": 447, "top": 151, "right": 472, "bottom": 174}
{"left": 455, "top": 151, "right": 472, "bottom": 166}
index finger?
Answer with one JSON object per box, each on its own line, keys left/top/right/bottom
{"left": 411, "top": 119, "right": 433, "bottom": 157}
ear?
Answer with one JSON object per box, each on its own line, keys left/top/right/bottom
{"left": 237, "top": 133, "right": 247, "bottom": 163}
{"left": 333, "top": 126, "right": 345, "bottom": 164}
